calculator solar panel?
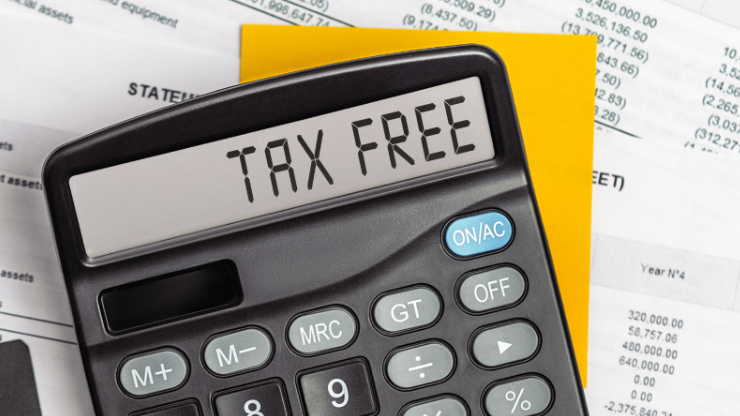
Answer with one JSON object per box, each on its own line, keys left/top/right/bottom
{"left": 42, "top": 45, "right": 589, "bottom": 416}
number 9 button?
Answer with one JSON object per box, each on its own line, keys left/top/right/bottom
{"left": 298, "top": 359, "right": 377, "bottom": 416}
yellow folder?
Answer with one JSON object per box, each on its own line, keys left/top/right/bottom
{"left": 240, "top": 25, "right": 596, "bottom": 383}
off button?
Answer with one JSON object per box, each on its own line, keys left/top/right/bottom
{"left": 443, "top": 210, "right": 513, "bottom": 258}
{"left": 458, "top": 266, "right": 526, "bottom": 314}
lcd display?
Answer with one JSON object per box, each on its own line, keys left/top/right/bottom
{"left": 70, "top": 77, "right": 495, "bottom": 258}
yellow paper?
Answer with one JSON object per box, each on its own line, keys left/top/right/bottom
{"left": 240, "top": 25, "right": 595, "bottom": 384}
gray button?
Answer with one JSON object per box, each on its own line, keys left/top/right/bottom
{"left": 459, "top": 267, "right": 526, "bottom": 313}
{"left": 402, "top": 397, "right": 468, "bottom": 416}
{"left": 373, "top": 286, "right": 441, "bottom": 333}
{"left": 386, "top": 342, "right": 454, "bottom": 389}
{"left": 288, "top": 307, "right": 356, "bottom": 355}
{"left": 203, "top": 328, "right": 272, "bottom": 375}
{"left": 472, "top": 321, "right": 539, "bottom": 368}
{"left": 119, "top": 349, "right": 188, "bottom": 397}
{"left": 484, "top": 376, "right": 552, "bottom": 416}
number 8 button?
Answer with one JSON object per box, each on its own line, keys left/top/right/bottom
{"left": 298, "top": 359, "right": 377, "bottom": 416}
{"left": 213, "top": 381, "right": 290, "bottom": 416}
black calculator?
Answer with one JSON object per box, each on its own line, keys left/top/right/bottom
{"left": 43, "top": 45, "right": 588, "bottom": 416}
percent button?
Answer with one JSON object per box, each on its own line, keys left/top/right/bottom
{"left": 484, "top": 376, "right": 552, "bottom": 416}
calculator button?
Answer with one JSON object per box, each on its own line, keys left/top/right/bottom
{"left": 458, "top": 266, "right": 526, "bottom": 313}
{"left": 471, "top": 321, "right": 540, "bottom": 368}
{"left": 130, "top": 400, "right": 201, "bottom": 416}
{"left": 299, "top": 359, "right": 377, "bottom": 416}
{"left": 443, "top": 211, "right": 513, "bottom": 258}
{"left": 214, "top": 382, "right": 289, "bottom": 416}
{"left": 118, "top": 348, "right": 188, "bottom": 397}
{"left": 401, "top": 397, "right": 468, "bottom": 416}
{"left": 287, "top": 307, "right": 356, "bottom": 355}
{"left": 484, "top": 376, "right": 552, "bottom": 416}
{"left": 386, "top": 341, "right": 455, "bottom": 389}
{"left": 373, "top": 286, "right": 441, "bottom": 334}
{"left": 203, "top": 327, "right": 272, "bottom": 376}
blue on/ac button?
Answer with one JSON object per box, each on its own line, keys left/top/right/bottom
{"left": 443, "top": 210, "right": 513, "bottom": 258}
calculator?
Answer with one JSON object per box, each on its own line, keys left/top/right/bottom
{"left": 43, "top": 45, "right": 588, "bottom": 416}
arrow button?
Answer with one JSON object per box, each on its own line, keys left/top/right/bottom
{"left": 472, "top": 321, "right": 539, "bottom": 369}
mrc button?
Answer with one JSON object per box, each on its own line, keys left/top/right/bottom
{"left": 458, "top": 266, "right": 526, "bottom": 313}
{"left": 444, "top": 211, "right": 513, "bottom": 258}
{"left": 471, "top": 321, "right": 540, "bottom": 368}
{"left": 288, "top": 307, "right": 356, "bottom": 355}
{"left": 373, "top": 286, "right": 441, "bottom": 334}
{"left": 118, "top": 348, "right": 188, "bottom": 397}
{"left": 203, "top": 327, "right": 272, "bottom": 376}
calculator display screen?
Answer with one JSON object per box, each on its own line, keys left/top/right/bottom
{"left": 70, "top": 77, "right": 495, "bottom": 258}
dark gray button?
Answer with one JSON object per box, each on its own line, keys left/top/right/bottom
{"left": 373, "top": 286, "right": 441, "bottom": 333}
{"left": 484, "top": 376, "right": 552, "bottom": 416}
{"left": 130, "top": 401, "right": 201, "bottom": 416}
{"left": 459, "top": 267, "right": 526, "bottom": 313}
{"left": 299, "top": 360, "right": 377, "bottom": 416}
{"left": 472, "top": 321, "right": 539, "bottom": 368}
{"left": 402, "top": 397, "right": 468, "bottom": 416}
{"left": 203, "top": 328, "right": 271, "bottom": 375}
{"left": 119, "top": 349, "right": 188, "bottom": 397}
{"left": 214, "top": 382, "right": 289, "bottom": 416}
{"left": 288, "top": 307, "right": 356, "bottom": 355}
{"left": 386, "top": 342, "right": 454, "bottom": 389}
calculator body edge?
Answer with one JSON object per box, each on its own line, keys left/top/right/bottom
{"left": 42, "top": 45, "right": 588, "bottom": 416}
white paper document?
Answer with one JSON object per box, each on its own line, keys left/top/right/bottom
{"left": 2, "top": 0, "right": 740, "bottom": 415}
{"left": 0, "top": 10, "right": 237, "bottom": 415}
{"left": 5, "top": 0, "right": 740, "bottom": 156}
{"left": 586, "top": 128, "right": 740, "bottom": 415}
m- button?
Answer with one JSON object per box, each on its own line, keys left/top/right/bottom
{"left": 458, "top": 266, "right": 526, "bottom": 314}
{"left": 373, "top": 286, "right": 441, "bottom": 334}
{"left": 288, "top": 307, "right": 357, "bottom": 355}
{"left": 203, "top": 327, "right": 272, "bottom": 376}
{"left": 118, "top": 348, "right": 188, "bottom": 397}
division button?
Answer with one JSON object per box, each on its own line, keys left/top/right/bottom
{"left": 118, "top": 348, "right": 188, "bottom": 397}
{"left": 458, "top": 266, "right": 526, "bottom": 313}
{"left": 471, "top": 321, "right": 539, "bottom": 368}
{"left": 373, "top": 286, "right": 441, "bottom": 334}
{"left": 214, "top": 382, "right": 290, "bottom": 416}
{"left": 299, "top": 360, "right": 377, "bottom": 416}
{"left": 288, "top": 307, "right": 356, "bottom": 355}
{"left": 386, "top": 341, "right": 455, "bottom": 390}
{"left": 444, "top": 210, "right": 513, "bottom": 258}
{"left": 484, "top": 376, "right": 552, "bottom": 416}
{"left": 203, "top": 327, "right": 272, "bottom": 376}
{"left": 402, "top": 397, "right": 468, "bottom": 416}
